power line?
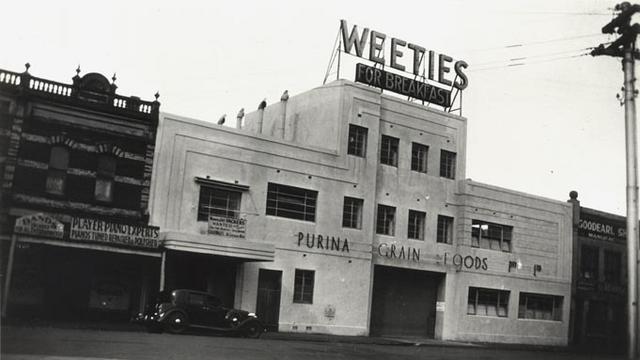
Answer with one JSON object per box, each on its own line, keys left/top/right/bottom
{"left": 463, "top": 33, "right": 608, "bottom": 53}
{"left": 469, "top": 53, "right": 590, "bottom": 72}
{"left": 503, "top": 11, "right": 613, "bottom": 16}
{"left": 469, "top": 47, "right": 594, "bottom": 67}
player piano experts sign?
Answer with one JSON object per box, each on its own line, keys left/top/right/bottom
{"left": 70, "top": 217, "right": 160, "bottom": 249}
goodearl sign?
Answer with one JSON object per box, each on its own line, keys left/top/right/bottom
{"left": 341, "top": 20, "right": 468, "bottom": 107}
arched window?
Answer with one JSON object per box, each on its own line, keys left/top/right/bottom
{"left": 95, "top": 155, "right": 116, "bottom": 202}
{"left": 45, "top": 146, "right": 69, "bottom": 195}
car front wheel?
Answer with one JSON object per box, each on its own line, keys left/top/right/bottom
{"left": 164, "top": 312, "right": 188, "bottom": 334}
{"left": 243, "top": 321, "right": 263, "bottom": 339}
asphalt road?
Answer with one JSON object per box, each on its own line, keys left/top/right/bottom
{"left": 1, "top": 326, "right": 624, "bottom": 360}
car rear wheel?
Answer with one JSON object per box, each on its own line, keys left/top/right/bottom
{"left": 164, "top": 312, "right": 188, "bottom": 334}
{"left": 243, "top": 321, "right": 263, "bottom": 339}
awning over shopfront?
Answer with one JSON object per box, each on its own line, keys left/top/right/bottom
{"left": 160, "top": 231, "right": 275, "bottom": 262}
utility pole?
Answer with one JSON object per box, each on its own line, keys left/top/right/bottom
{"left": 592, "top": 3, "right": 640, "bottom": 358}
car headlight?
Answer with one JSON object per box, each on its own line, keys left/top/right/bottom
{"left": 248, "top": 312, "right": 257, "bottom": 318}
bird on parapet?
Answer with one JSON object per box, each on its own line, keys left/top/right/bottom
{"left": 280, "top": 90, "right": 289, "bottom": 102}
{"left": 217, "top": 114, "right": 226, "bottom": 125}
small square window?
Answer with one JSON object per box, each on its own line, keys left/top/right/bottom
{"left": 468, "top": 287, "right": 510, "bottom": 317}
{"left": 440, "top": 150, "right": 456, "bottom": 179}
{"left": 437, "top": 215, "right": 453, "bottom": 244}
{"left": 293, "top": 269, "right": 315, "bottom": 304}
{"left": 408, "top": 210, "right": 426, "bottom": 240}
{"left": 376, "top": 204, "right": 396, "bottom": 236}
{"left": 471, "top": 220, "right": 512, "bottom": 252}
{"left": 198, "top": 186, "right": 242, "bottom": 221}
{"left": 348, "top": 124, "right": 368, "bottom": 157}
{"left": 411, "top": 143, "right": 428, "bottom": 173}
{"left": 380, "top": 135, "right": 399, "bottom": 167}
{"left": 342, "top": 197, "right": 363, "bottom": 229}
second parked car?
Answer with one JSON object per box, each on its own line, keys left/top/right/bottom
{"left": 137, "top": 289, "right": 263, "bottom": 338}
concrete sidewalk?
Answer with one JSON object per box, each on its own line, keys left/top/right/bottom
{"left": 262, "top": 331, "right": 480, "bottom": 348}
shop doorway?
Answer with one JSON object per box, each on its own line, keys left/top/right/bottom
{"left": 369, "top": 265, "right": 442, "bottom": 338}
{"left": 256, "top": 269, "right": 282, "bottom": 332}
{"left": 164, "top": 250, "right": 238, "bottom": 308}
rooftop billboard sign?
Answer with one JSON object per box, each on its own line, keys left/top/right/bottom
{"left": 340, "top": 20, "right": 468, "bottom": 107}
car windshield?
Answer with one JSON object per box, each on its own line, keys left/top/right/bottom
{"left": 156, "top": 290, "right": 173, "bottom": 303}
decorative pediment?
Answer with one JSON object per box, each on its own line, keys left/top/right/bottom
{"left": 78, "top": 73, "right": 113, "bottom": 94}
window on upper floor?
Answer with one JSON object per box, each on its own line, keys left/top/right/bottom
{"left": 408, "top": 210, "right": 426, "bottom": 240}
{"left": 347, "top": 124, "right": 368, "bottom": 157}
{"left": 604, "top": 250, "right": 622, "bottom": 285}
{"left": 266, "top": 183, "right": 317, "bottom": 222}
{"left": 198, "top": 186, "right": 242, "bottom": 221}
{"left": 468, "top": 287, "right": 509, "bottom": 318}
{"left": 411, "top": 142, "right": 428, "bottom": 173}
{"left": 518, "top": 292, "right": 563, "bottom": 321}
{"left": 440, "top": 150, "right": 456, "bottom": 179}
{"left": 581, "top": 245, "right": 599, "bottom": 281}
{"left": 380, "top": 135, "right": 399, "bottom": 167}
{"left": 342, "top": 197, "right": 363, "bottom": 229}
{"left": 95, "top": 155, "right": 116, "bottom": 202}
{"left": 376, "top": 204, "right": 396, "bottom": 236}
{"left": 293, "top": 269, "right": 315, "bottom": 304}
{"left": 436, "top": 215, "right": 454, "bottom": 244}
{"left": 471, "top": 220, "right": 512, "bottom": 252}
{"left": 45, "top": 146, "right": 69, "bottom": 195}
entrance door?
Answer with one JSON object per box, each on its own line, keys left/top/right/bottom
{"left": 256, "top": 269, "right": 282, "bottom": 331}
{"left": 370, "top": 265, "right": 441, "bottom": 338}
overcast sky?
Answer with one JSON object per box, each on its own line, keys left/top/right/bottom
{"left": 2, "top": 0, "right": 630, "bottom": 215}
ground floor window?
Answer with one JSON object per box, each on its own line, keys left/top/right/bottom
{"left": 293, "top": 269, "right": 314, "bottom": 304}
{"left": 467, "top": 287, "right": 509, "bottom": 317}
{"left": 518, "top": 292, "right": 563, "bottom": 321}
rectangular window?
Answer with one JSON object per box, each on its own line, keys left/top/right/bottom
{"left": 376, "top": 204, "right": 396, "bottom": 236}
{"left": 347, "top": 124, "right": 368, "bottom": 157}
{"left": 198, "top": 186, "right": 242, "bottom": 221}
{"left": 380, "top": 135, "right": 399, "bottom": 167}
{"left": 440, "top": 150, "right": 456, "bottom": 179}
{"left": 293, "top": 269, "right": 315, "bottom": 304}
{"left": 95, "top": 155, "right": 116, "bottom": 202}
{"left": 467, "top": 287, "right": 509, "bottom": 317}
{"left": 581, "top": 245, "right": 599, "bottom": 281}
{"left": 471, "top": 220, "right": 512, "bottom": 252}
{"left": 604, "top": 250, "right": 622, "bottom": 284}
{"left": 407, "top": 210, "right": 426, "bottom": 240}
{"left": 342, "top": 197, "right": 363, "bottom": 229}
{"left": 266, "top": 183, "right": 317, "bottom": 222}
{"left": 436, "top": 215, "right": 453, "bottom": 244}
{"left": 518, "top": 292, "right": 563, "bottom": 321}
{"left": 411, "top": 142, "right": 428, "bottom": 173}
{"left": 46, "top": 146, "right": 69, "bottom": 195}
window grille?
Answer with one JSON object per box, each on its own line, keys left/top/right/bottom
{"left": 266, "top": 183, "right": 317, "bottom": 222}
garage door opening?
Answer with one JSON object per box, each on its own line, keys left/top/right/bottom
{"left": 370, "top": 265, "right": 443, "bottom": 338}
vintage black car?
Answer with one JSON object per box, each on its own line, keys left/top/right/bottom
{"left": 137, "top": 289, "right": 263, "bottom": 338}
